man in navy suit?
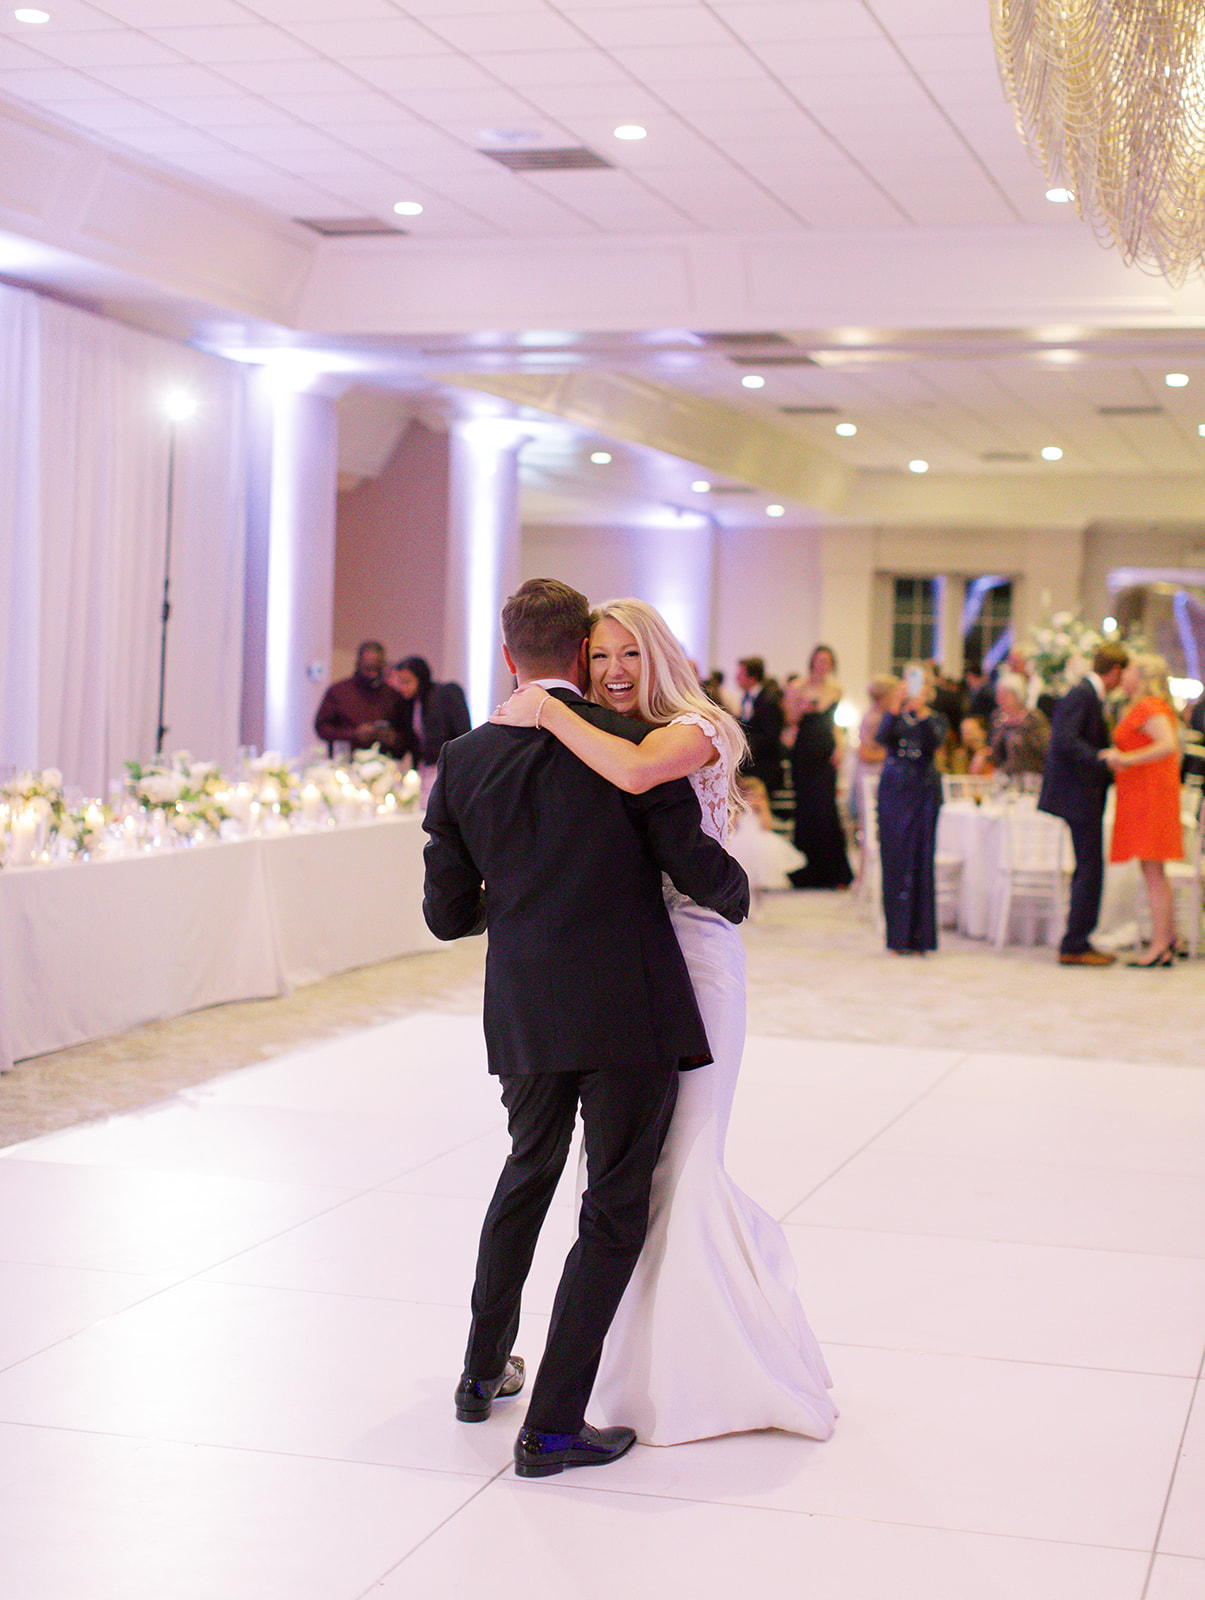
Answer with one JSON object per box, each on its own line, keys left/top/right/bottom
{"left": 1037, "top": 642, "right": 1129, "bottom": 965}
{"left": 422, "top": 578, "right": 748, "bottom": 1477}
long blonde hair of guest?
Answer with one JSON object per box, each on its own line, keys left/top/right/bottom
{"left": 1128, "top": 651, "right": 1174, "bottom": 707}
{"left": 590, "top": 597, "right": 749, "bottom": 823}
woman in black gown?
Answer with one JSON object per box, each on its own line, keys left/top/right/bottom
{"left": 876, "top": 662, "right": 947, "bottom": 954}
{"left": 786, "top": 644, "right": 853, "bottom": 888}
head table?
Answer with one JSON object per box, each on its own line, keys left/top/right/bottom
{"left": 0, "top": 814, "right": 438, "bottom": 1074}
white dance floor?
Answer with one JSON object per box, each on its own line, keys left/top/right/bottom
{"left": 1, "top": 1011, "right": 1203, "bottom": 1600}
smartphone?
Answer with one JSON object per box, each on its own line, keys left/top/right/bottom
{"left": 904, "top": 666, "right": 924, "bottom": 697}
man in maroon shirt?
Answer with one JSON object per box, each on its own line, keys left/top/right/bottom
{"left": 314, "top": 641, "right": 406, "bottom": 755}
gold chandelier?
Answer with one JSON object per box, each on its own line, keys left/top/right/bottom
{"left": 992, "top": 0, "right": 1205, "bottom": 285}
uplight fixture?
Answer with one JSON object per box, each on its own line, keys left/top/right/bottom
{"left": 741, "top": 375, "right": 765, "bottom": 389}
{"left": 393, "top": 200, "right": 423, "bottom": 216}
{"left": 590, "top": 451, "right": 612, "bottom": 465}
{"left": 614, "top": 125, "right": 647, "bottom": 141}
{"left": 908, "top": 459, "right": 929, "bottom": 474}
{"left": 835, "top": 422, "right": 857, "bottom": 437}
{"left": 691, "top": 480, "right": 711, "bottom": 492}
{"left": 766, "top": 504, "right": 785, "bottom": 517}
{"left": 164, "top": 391, "right": 197, "bottom": 422}
{"left": 14, "top": 9, "right": 51, "bottom": 21}
{"left": 1166, "top": 372, "right": 1189, "bottom": 386}
{"left": 1041, "top": 445, "right": 1063, "bottom": 460}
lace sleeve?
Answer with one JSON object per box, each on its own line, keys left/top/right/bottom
{"left": 669, "top": 711, "right": 729, "bottom": 845}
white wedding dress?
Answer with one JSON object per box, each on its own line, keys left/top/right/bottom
{"left": 590, "top": 713, "right": 838, "bottom": 1446}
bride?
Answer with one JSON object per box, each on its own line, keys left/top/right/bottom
{"left": 491, "top": 598, "right": 836, "bottom": 1446}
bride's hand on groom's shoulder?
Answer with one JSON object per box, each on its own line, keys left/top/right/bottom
{"left": 490, "top": 685, "right": 548, "bottom": 727}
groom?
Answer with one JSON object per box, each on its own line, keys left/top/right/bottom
{"left": 422, "top": 577, "right": 749, "bottom": 1477}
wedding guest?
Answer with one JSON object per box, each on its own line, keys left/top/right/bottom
{"left": 989, "top": 673, "right": 1050, "bottom": 779}
{"left": 876, "top": 661, "right": 946, "bottom": 954}
{"left": 961, "top": 657, "right": 997, "bottom": 724}
{"left": 961, "top": 715, "right": 994, "bottom": 775}
{"left": 1106, "top": 653, "right": 1184, "bottom": 967}
{"left": 314, "top": 641, "right": 406, "bottom": 755}
{"left": 783, "top": 644, "right": 853, "bottom": 889}
{"left": 1038, "top": 642, "right": 1128, "bottom": 966}
{"left": 736, "top": 656, "right": 785, "bottom": 796}
{"left": 390, "top": 655, "right": 471, "bottom": 792}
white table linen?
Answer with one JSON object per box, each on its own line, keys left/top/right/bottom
{"left": 0, "top": 815, "right": 437, "bottom": 1069}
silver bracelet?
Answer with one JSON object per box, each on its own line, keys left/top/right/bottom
{"left": 535, "top": 696, "right": 547, "bottom": 730}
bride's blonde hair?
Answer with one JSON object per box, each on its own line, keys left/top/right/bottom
{"left": 589, "top": 597, "right": 749, "bottom": 822}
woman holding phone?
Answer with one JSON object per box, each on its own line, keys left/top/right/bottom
{"left": 876, "top": 660, "right": 947, "bottom": 954}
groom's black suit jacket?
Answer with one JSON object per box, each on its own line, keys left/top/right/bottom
{"left": 422, "top": 688, "right": 749, "bottom": 1075}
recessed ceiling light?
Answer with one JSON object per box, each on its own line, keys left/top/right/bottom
{"left": 590, "top": 451, "right": 612, "bottom": 465}
{"left": 766, "top": 504, "right": 785, "bottom": 517}
{"left": 908, "top": 459, "right": 929, "bottom": 474}
{"left": 1198, "top": 423, "right": 1205, "bottom": 436}
{"left": 614, "top": 125, "right": 647, "bottom": 141}
{"left": 835, "top": 422, "right": 857, "bottom": 437}
{"left": 392, "top": 200, "right": 423, "bottom": 216}
{"left": 691, "top": 480, "right": 711, "bottom": 492}
{"left": 741, "top": 375, "right": 765, "bottom": 389}
{"left": 1103, "top": 615, "right": 1118, "bottom": 632}
{"left": 15, "top": 9, "right": 51, "bottom": 21}
{"left": 1041, "top": 446, "right": 1063, "bottom": 460}
{"left": 1046, "top": 187, "right": 1074, "bottom": 203}
{"left": 1166, "top": 372, "right": 1189, "bottom": 386}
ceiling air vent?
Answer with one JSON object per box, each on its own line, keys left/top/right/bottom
{"left": 981, "top": 450, "right": 1034, "bottom": 462}
{"left": 295, "top": 217, "right": 406, "bottom": 237}
{"left": 1097, "top": 404, "right": 1164, "bottom": 416}
{"left": 481, "top": 147, "right": 613, "bottom": 171}
{"left": 707, "top": 484, "right": 758, "bottom": 495}
{"left": 693, "top": 331, "right": 795, "bottom": 347}
{"left": 781, "top": 405, "right": 839, "bottom": 415}
{"left": 729, "top": 353, "right": 818, "bottom": 367}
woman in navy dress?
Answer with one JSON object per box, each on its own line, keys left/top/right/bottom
{"left": 876, "top": 661, "right": 947, "bottom": 954}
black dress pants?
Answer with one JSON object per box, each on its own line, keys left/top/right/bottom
{"left": 464, "top": 1058, "right": 679, "bottom": 1434}
{"left": 1060, "top": 807, "right": 1105, "bottom": 954}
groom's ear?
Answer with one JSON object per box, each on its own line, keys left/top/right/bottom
{"left": 501, "top": 643, "right": 518, "bottom": 676}
{"left": 578, "top": 637, "right": 589, "bottom": 674}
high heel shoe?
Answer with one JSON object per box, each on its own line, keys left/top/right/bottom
{"left": 1126, "top": 946, "right": 1174, "bottom": 968}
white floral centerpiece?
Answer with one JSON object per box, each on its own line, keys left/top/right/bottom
{"left": 302, "top": 745, "right": 420, "bottom": 821}
{"left": 3, "top": 767, "right": 65, "bottom": 826}
{"left": 1024, "top": 606, "right": 1103, "bottom": 696}
{"left": 125, "top": 755, "right": 228, "bottom": 836}
{"left": 246, "top": 751, "right": 299, "bottom": 816}
{"left": 57, "top": 801, "right": 114, "bottom": 857}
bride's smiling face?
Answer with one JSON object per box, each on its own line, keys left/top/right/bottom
{"left": 590, "top": 617, "right": 643, "bottom": 716}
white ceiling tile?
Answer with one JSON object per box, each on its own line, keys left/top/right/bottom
{"left": 0, "top": 37, "right": 55, "bottom": 69}
{"left": 0, "top": 66, "right": 113, "bottom": 100}
{"left": 607, "top": 43, "right": 765, "bottom": 82}
{"left": 569, "top": 6, "right": 736, "bottom": 48}
{"left": 776, "top": 71, "right": 941, "bottom": 114}
{"left": 898, "top": 32, "right": 1000, "bottom": 74}
{"left": 420, "top": 10, "right": 590, "bottom": 53}
{"left": 651, "top": 75, "right": 799, "bottom": 114}
{"left": 925, "top": 68, "right": 1014, "bottom": 110}
{"left": 83, "top": 62, "right": 235, "bottom": 97}
{"left": 15, "top": 30, "right": 186, "bottom": 68}
{"left": 515, "top": 81, "right": 665, "bottom": 119}
{"left": 522, "top": 166, "right": 692, "bottom": 222}
{"left": 145, "top": 26, "right": 320, "bottom": 65}
{"left": 324, "top": 123, "right": 489, "bottom": 170}
{"left": 748, "top": 36, "right": 907, "bottom": 77}
{"left": 344, "top": 54, "right": 498, "bottom": 94}
{"left": 0, "top": 0, "right": 124, "bottom": 26}
{"left": 236, "top": 0, "right": 400, "bottom": 19}
{"left": 105, "top": 125, "right": 243, "bottom": 156}
{"left": 636, "top": 166, "right": 801, "bottom": 223}
{"left": 267, "top": 91, "right": 418, "bottom": 124}
{"left": 36, "top": 96, "right": 179, "bottom": 132}
{"left": 391, "top": 86, "right": 550, "bottom": 123}
{"left": 290, "top": 148, "right": 398, "bottom": 180}
{"left": 471, "top": 48, "right": 633, "bottom": 87}
{"left": 214, "top": 123, "right": 349, "bottom": 157}
{"left": 215, "top": 57, "right": 375, "bottom": 94}
{"left": 164, "top": 95, "right": 308, "bottom": 128}
{"left": 417, "top": 170, "right": 597, "bottom": 230}
{"left": 92, "top": 1, "right": 260, "bottom": 23}
{"left": 400, "top": 0, "right": 553, "bottom": 11}
{"left": 869, "top": 0, "right": 989, "bottom": 35}
{"left": 280, "top": 17, "right": 455, "bottom": 56}
{"left": 748, "top": 170, "right": 909, "bottom": 228}
{"left": 712, "top": 1, "right": 884, "bottom": 43}
{"left": 555, "top": 117, "right": 719, "bottom": 166}
{"left": 659, "top": 105, "right": 815, "bottom": 144}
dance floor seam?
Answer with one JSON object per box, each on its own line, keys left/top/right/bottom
{"left": 1, "top": 998, "right": 1203, "bottom": 1600}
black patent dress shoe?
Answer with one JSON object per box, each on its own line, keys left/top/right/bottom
{"left": 513, "top": 1422, "right": 636, "bottom": 1478}
{"left": 454, "top": 1356, "right": 525, "bottom": 1422}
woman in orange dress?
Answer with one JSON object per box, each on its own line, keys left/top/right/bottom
{"left": 1106, "top": 653, "right": 1183, "bottom": 967}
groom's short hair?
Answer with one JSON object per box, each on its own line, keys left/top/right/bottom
{"left": 502, "top": 578, "right": 590, "bottom": 672}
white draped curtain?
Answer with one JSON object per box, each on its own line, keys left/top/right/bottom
{"left": 0, "top": 284, "right": 248, "bottom": 795}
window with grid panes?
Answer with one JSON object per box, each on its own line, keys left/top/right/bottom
{"left": 891, "top": 577, "right": 938, "bottom": 673}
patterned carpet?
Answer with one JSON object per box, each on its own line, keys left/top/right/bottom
{"left": 2, "top": 887, "right": 1197, "bottom": 1148}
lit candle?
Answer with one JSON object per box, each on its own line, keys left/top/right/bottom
{"left": 300, "top": 782, "right": 322, "bottom": 826}
{"left": 10, "top": 809, "right": 37, "bottom": 865}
